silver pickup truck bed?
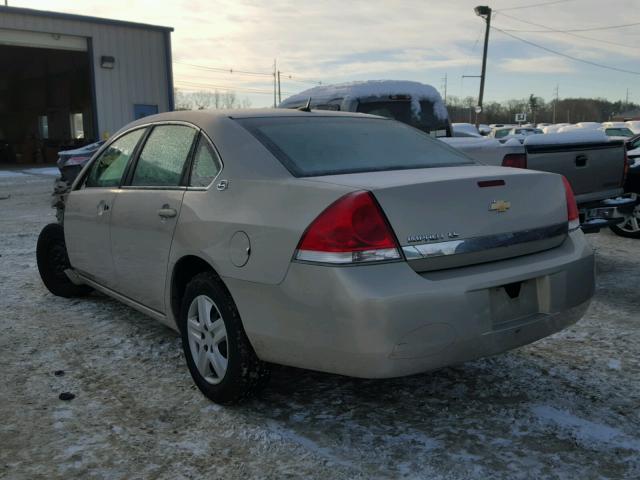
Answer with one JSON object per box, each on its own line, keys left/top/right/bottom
{"left": 525, "top": 140, "right": 624, "bottom": 205}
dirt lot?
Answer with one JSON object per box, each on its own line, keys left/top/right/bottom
{"left": 1, "top": 170, "right": 639, "bottom": 480}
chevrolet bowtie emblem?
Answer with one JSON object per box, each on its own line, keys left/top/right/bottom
{"left": 489, "top": 200, "right": 511, "bottom": 213}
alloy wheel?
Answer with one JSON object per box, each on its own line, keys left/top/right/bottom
{"left": 186, "top": 295, "right": 229, "bottom": 384}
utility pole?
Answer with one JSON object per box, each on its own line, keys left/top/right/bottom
{"left": 277, "top": 70, "right": 282, "bottom": 104}
{"left": 441, "top": 73, "right": 448, "bottom": 104}
{"left": 474, "top": 5, "right": 492, "bottom": 129}
{"left": 273, "top": 59, "right": 277, "bottom": 108}
{"left": 626, "top": 88, "right": 630, "bottom": 106}
{"left": 552, "top": 84, "right": 559, "bottom": 124}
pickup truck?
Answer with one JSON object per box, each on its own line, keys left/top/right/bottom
{"left": 280, "top": 80, "right": 638, "bottom": 236}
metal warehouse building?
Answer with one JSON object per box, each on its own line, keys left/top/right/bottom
{"left": 0, "top": 6, "right": 173, "bottom": 164}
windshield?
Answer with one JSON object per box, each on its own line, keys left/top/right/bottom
{"left": 494, "top": 128, "right": 511, "bottom": 138}
{"left": 606, "top": 128, "right": 633, "bottom": 137}
{"left": 237, "top": 116, "right": 473, "bottom": 177}
{"left": 355, "top": 100, "right": 449, "bottom": 138}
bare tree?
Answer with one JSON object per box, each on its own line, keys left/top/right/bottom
{"left": 173, "top": 89, "right": 251, "bottom": 111}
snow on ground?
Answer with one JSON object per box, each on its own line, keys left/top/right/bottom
{"left": 0, "top": 166, "right": 58, "bottom": 178}
{"left": 1, "top": 172, "right": 639, "bottom": 479}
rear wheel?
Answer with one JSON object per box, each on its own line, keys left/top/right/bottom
{"left": 610, "top": 198, "right": 640, "bottom": 239}
{"left": 179, "top": 271, "right": 270, "bottom": 404}
{"left": 36, "top": 223, "right": 92, "bottom": 297}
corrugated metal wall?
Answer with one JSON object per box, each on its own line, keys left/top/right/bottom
{"left": 0, "top": 9, "right": 171, "bottom": 139}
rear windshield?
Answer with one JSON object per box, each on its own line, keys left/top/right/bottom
{"left": 236, "top": 116, "right": 473, "bottom": 177}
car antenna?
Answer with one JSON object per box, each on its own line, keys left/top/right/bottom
{"left": 297, "top": 97, "right": 312, "bottom": 112}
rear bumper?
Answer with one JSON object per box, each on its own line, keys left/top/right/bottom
{"left": 226, "top": 230, "right": 595, "bottom": 378}
{"left": 580, "top": 195, "right": 639, "bottom": 233}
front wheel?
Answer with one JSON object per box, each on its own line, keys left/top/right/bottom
{"left": 179, "top": 271, "right": 270, "bottom": 404}
{"left": 610, "top": 199, "right": 640, "bottom": 239}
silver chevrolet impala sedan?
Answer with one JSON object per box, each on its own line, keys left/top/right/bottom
{"left": 36, "top": 109, "right": 595, "bottom": 404}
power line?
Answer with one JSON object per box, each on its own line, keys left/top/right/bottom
{"left": 174, "top": 61, "right": 273, "bottom": 78}
{"left": 491, "top": 26, "right": 640, "bottom": 75}
{"left": 501, "top": 21, "right": 640, "bottom": 33}
{"left": 278, "top": 72, "right": 323, "bottom": 85}
{"left": 495, "top": 11, "right": 637, "bottom": 50}
{"left": 175, "top": 79, "right": 294, "bottom": 95}
{"left": 496, "top": 0, "right": 575, "bottom": 12}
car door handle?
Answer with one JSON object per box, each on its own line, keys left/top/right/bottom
{"left": 97, "top": 200, "right": 110, "bottom": 216}
{"left": 157, "top": 206, "right": 177, "bottom": 218}
{"left": 575, "top": 154, "right": 588, "bottom": 167}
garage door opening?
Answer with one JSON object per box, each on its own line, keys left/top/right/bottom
{"left": 0, "top": 40, "right": 95, "bottom": 165}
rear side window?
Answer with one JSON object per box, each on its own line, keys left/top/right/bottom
{"left": 190, "top": 137, "right": 222, "bottom": 187}
{"left": 131, "top": 124, "right": 197, "bottom": 187}
{"left": 236, "top": 116, "right": 473, "bottom": 177}
{"left": 85, "top": 128, "right": 145, "bottom": 188}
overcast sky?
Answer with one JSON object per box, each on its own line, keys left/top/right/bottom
{"left": 11, "top": 0, "right": 640, "bottom": 107}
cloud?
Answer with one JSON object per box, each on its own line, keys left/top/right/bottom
{"left": 500, "top": 56, "right": 575, "bottom": 74}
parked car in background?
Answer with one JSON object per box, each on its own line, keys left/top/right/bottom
{"left": 37, "top": 109, "right": 595, "bottom": 404}
{"left": 613, "top": 134, "right": 640, "bottom": 238}
{"left": 602, "top": 126, "right": 634, "bottom": 139}
{"left": 451, "top": 123, "right": 482, "bottom": 137}
{"left": 543, "top": 123, "right": 571, "bottom": 134}
{"left": 626, "top": 134, "right": 640, "bottom": 162}
{"left": 478, "top": 124, "right": 492, "bottom": 135}
{"left": 278, "top": 80, "right": 451, "bottom": 137}
{"left": 52, "top": 140, "right": 105, "bottom": 222}
{"left": 489, "top": 126, "right": 513, "bottom": 140}
{"left": 625, "top": 120, "right": 640, "bottom": 134}
{"left": 56, "top": 140, "right": 104, "bottom": 182}
{"left": 576, "top": 122, "right": 602, "bottom": 129}
{"left": 502, "top": 127, "right": 544, "bottom": 143}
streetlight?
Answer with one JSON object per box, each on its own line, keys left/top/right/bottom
{"left": 474, "top": 5, "right": 492, "bottom": 129}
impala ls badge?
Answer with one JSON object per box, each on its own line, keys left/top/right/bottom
{"left": 407, "top": 232, "right": 459, "bottom": 243}
{"left": 489, "top": 200, "right": 511, "bottom": 213}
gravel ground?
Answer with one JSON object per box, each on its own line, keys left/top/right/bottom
{"left": 1, "top": 171, "right": 639, "bottom": 480}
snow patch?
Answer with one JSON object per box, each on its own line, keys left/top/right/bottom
{"left": 531, "top": 405, "right": 640, "bottom": 451}
{"left": 607, "top": 358, "right": 622, "bottom": 370}
{"left": 280, "top": 80, "right": 448, "bottom": 120}
{"left": 0, "top": 170, "right": 27, "bottom": 178}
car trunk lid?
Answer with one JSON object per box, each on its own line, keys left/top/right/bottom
{"left": 305, "top": 166, "right": 568, "bottom": 272}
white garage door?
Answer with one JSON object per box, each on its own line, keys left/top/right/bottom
{"left": 0, "top": 27, "right": 86, "bottom": 51}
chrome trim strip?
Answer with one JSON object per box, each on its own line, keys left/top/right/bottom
{"left": 403, "top": 223, "right": 568, "bottom": 260}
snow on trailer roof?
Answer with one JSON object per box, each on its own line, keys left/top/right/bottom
{"left": 279, "top": 80, "right": 448, "bottom": 120}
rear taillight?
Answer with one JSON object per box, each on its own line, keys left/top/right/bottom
{"left": 295, "top": 191, "right": 401, "bottom": 264}
{"left": 502, "top": 153, "right": 527, "bottom": 169}
{"left": 623, "top": 151, "right": 630, "bottom": 185}
{"left": 562, "top": 176, "right": 580, "bottom": 231}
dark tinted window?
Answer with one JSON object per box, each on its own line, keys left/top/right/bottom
{"left": 190, "top": 137, "right": 221, "bottom": 187}
{"left": 131, "top": 125, "right": 197, "bottom": 187}
{"left": 237, "top": 116, "right": 473, "bottom": 177}
{"left": 356, "top": 100, "right": 449, "bottom": 137}
{"left": 85, "top": 129, "right": 145, "bottom": 188}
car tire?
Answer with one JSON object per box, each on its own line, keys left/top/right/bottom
{"left": 610, "top": 201, "right": 640, "bottom": 239}
{"left": 179, "top": 271, "right": 270, "bottom": 404}
{"left": 36, "top": 223, "right": 93, "bottom": 297}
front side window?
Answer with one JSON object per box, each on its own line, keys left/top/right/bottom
{"left": 85, "top": 128, "right": 145, "bottom": 188}
{"left": 190, "top": 137, "right": 221, "bottom": 187}
{"left": 131, "top": 124, "right": 197, "bottom": 187}
{"left": 237, "top": 116, "right": 473, "bottom": 177}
